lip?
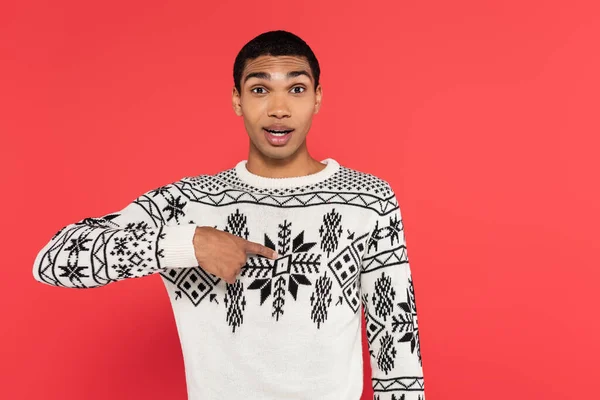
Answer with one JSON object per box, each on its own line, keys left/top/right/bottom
{"left": 264, "top": 124, "right": 294, "bottom": 132}
{"left": 263, "top": 128, "right": 293, "bottom": 146}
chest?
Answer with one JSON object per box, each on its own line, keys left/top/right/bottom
{"left": 171, "top": 203, "right": 375, "bottom": 319}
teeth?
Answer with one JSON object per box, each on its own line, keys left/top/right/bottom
{"left": 267, "top": 129, "right": 291, "bottom": 136}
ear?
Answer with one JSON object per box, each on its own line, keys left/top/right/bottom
{"left": 232, "top": 86, "right": 243, "bottom": 116}
{"left": 314, "top": 84, "right": 323, "bottom": 114}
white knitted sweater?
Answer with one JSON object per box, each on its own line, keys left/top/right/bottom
{"left": 33, "top": 158, "right": 426, "bottom": 400}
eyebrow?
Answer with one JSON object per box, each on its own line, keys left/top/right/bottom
{"left": 243, "top": 70, "right": 312, "bottom": 84}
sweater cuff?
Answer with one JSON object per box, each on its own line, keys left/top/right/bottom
{"left": 160, "top": 224, "right": 198, "bottom": 269}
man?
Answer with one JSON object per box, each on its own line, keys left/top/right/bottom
{"left": 33, "top": 30, "right": 426, "bottom": 400}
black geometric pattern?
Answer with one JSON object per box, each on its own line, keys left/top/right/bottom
{"left": 162, "top": 207, "right": 253, "bottom": 310}
{"left": 163, "top": 208, "right": 254, "bottom": 333}
{"left": 376, "top": 395, "right": 424, "bottom": 400}
{"left": 245, "top": 220, "right": 321, "bottom": 321}
{"left": 326, "top": 231, "right": 369, "bottom": 313}
{"left": 392, "top": 275, "right": 422, "bottom": 366}
{"left": 373, "top": 376, "right": 425, "bottom": 400}
{"left": 36, "top": 183, "right": 184, "bottom": 288}
{"left": 367, "top": 211, "right": 403, "bottom": 253}
{"left": 73, "top": 221, "right": 162, "bottom": 282}
{"left": 175, "top": 164, "right": 398, "bottom": 215}
{"left": 223, "top": 208, "right": 249, "bottom": 239}
{"left": 159, "top": 206, "right": 368, "bottom": 331}
{"left": 373, "top": 271, "right": 396, "bottom": 322}
{"left": 373, "top": 377, "right": 425, "bottom": 400}
{"left": 310, "top": 271, "right": 333, "bottom": 329}
{"left": 377, "top": 331, "right": 397, "bottom": 374}
{"left": 362, "top": 293, "right": 385, "bottom": 345}
{"left": 362, "top": 245, "right": 409, "bottom": 274}
{"left": 148, "top": 185, "right": 188, "bottom": 224}
{"left": 214, "top": 162, "right": 391, "bottom": 196}
{"left": 172, "top": 267, "right": 216, "bottom": 306}
{"left": 374, "top": 396, "right": 424, "bottom": 400}
{"left": 224, "top": 279, "right": 246, "bottom": 333}
{"left": 319, "top": 208, "right": 343, "bottom": 257}
{"left": 361, "top": 198, "right": 425, "bottom": 398}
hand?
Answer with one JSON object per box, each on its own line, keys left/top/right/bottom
{"left": 193, "top": 226, "right": 278, "bottom": 284}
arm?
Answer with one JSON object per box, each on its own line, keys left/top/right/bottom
{"left": 32, "top": 179, "right": 198, "bottom": 289}
{"left": 360, "top": 184, "right": 426, "bottom": 400}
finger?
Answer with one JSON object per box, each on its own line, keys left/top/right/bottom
{"left": 242, "top": 239, "right": 278, "bottom": 259}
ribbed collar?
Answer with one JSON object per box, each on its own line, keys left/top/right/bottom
{"left": 234, "top": 158, "right": 340, "bottom": 189}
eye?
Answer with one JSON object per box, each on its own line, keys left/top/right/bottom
{"left": 251, "top": 87, "right": 267, "bottom": 94}
{"left": 291, "top": 86, "right": 306, "bottom": 94}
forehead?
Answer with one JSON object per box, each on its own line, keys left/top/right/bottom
{"left": 242, "top": 55, "right": 312, "bottom": 79}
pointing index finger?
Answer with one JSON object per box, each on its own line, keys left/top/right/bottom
{"left": 242, "top": 239, "right": 279, "bottom": 259}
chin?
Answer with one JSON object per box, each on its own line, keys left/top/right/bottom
{"left": 264, "top": 149, "right": 295, "bottom": 159}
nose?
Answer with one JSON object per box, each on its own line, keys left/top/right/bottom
{"left": 267, "top": 93, "right": 291, "bottom": 118}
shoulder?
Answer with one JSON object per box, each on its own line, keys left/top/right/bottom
{"left": 179, "top": 166, "right": 237, "bottom": 192}
{"left": 336, "top": 162, "right": 400, "bottom": 219}
{"left": 336, "top": 162, "right": 395, "bottom": 199}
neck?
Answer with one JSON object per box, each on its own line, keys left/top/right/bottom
{"left": 246, "top": 143, "right": 326, "bottom": 179}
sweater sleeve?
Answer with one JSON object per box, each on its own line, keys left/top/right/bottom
{"left": 360, "top": 184, "right": 426, "bottom": 400}
{"left": 32, "top": 179, "right": 199, "bottom": 289}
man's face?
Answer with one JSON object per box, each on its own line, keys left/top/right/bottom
{"left": 232, "top": 55, "right": 322, "bottom": 160}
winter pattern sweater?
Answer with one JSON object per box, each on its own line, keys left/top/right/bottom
{"left": 33, "top": 158, "right": 426, "bottom": 400}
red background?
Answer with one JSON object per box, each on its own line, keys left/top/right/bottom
{"left": 1, "top": 1, "right": 599, "bottom": 399}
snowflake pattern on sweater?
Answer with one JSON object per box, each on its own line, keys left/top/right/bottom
{"left": 33, "top": 158, "right": 425, "bottom": 400}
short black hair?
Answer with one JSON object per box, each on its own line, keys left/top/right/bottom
{"left": 233, "top": 30, "right": 321, "bottom": 93}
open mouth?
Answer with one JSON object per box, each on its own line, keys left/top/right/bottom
{"left": 264, "top": 128, "right": 294, "bottom": 136}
